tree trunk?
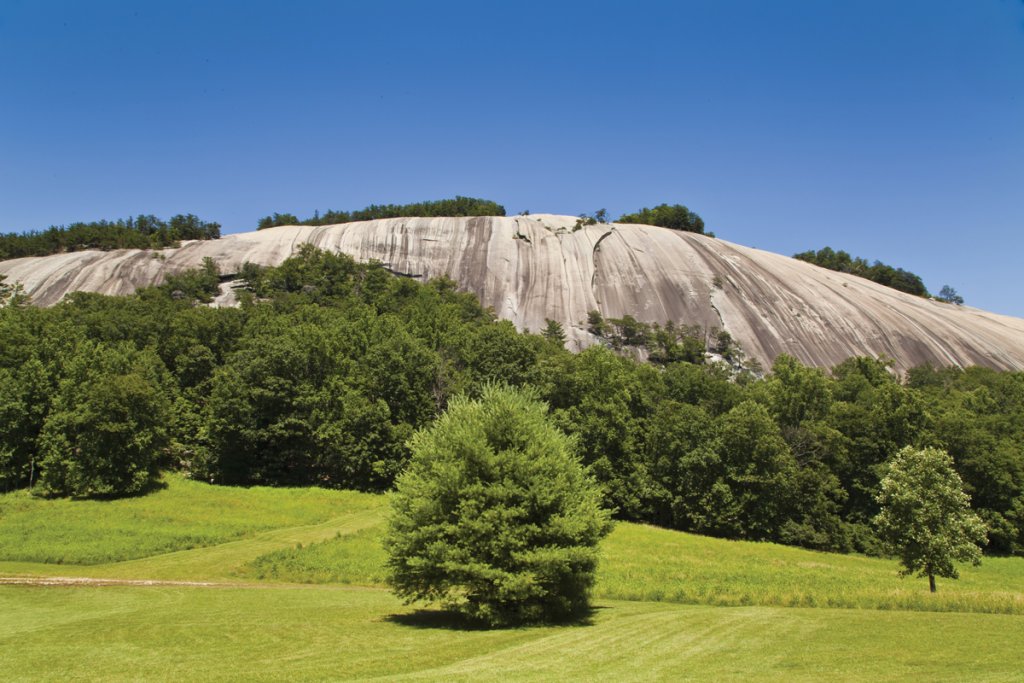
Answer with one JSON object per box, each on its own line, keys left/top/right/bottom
{"left": 929, "top": 574, "right": 936, "bottom": 593}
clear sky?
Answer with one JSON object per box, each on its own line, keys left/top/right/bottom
{"left": 2, "top": 1, "right": 1022, "bottom": 316}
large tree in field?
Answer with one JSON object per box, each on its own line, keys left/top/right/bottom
{"left": 383, "top": 384, "right": 613, "bottom": 627}
{"left": 874, "top": 446, "right": 987, "bottom": 592}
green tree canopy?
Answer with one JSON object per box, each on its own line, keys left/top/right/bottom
{"left": 541, "top": 318, "right": 566, "bottom": 347}
{"left": 793, "top": 246, "right": 928, "bottom": 297}
{"left": 937, "top": 285, "right": 964, "bottom": 305}
{"left": 36, "top": 342, "right": 172, "bottom": 497}
{"left": 383, "top": 384, "right": 613, "bottom": 626}
{"left": 874, "top": 446, "right": 987, "bottom": 592}
{"left": 256, "top": 196, "right": 506, "bottom": 229}
{"left": 0, "top": 213, "right": 220, "bottom": 259}
{"left": 0, "top": 274, "right": 28, "bottom": 308}
{"left": 617, "top": 204, "right": 705, "bottom": 234}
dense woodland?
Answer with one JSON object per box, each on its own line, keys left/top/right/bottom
{"left": 1, "top": 248, "right": 1022, "bottom": 556}
{"left": 617, "top": 203, "right": 706, "bottom": 234}
{"left": 793, "top": 246, "right": 929, "bottom": 297}
{"left": 0, "top": 214, "right": 221, "bottom": 260}
{"left": 256, "top": 197, "right": 506, "bottom": 230}
{"left": 254, "top": 199, "right": 708, "bottom": 236}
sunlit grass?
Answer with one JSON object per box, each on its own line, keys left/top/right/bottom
{"left": 239, "top": 515, "right": 1024, "bottom": 615}
{"left": 597, "top": 523, "right": 1024, "bottom": 615}
{"left": 240, "top": 525, "right": 388, "bottom": 585}
{"left": 0, "top": 474, "right": 381, "bottom": 564}
{"left": 3, "top": 476, "right": 1023, "bottom": 616}
{"left": 2, "top": 478, "right": 1023, "bottom": 681}
{"left": 3, "top": 585, "right": 1023, "bottom": 682}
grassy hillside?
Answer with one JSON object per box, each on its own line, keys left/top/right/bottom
{"left": 2, "top": 477, "right": 1023, "bottom": 681}
{"left": 0, "top": 474, "right": 383, "bottom": 564}
{"left": 243, "top": 518, "right": 1024, "bottom": 615}
{"left": 599, "top": 523, "right": 1024, "bottom": 614}
{"left": 3, "top": 476, "right": 1022, "bottom": 613}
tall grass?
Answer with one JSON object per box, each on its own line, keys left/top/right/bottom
{"left": 240, "top": 526, "right": 388, "bottom": 584}
{"left": 0, "top": 474, "right": 382, "bottom": 564}
{"left": 596, "top": 523, "right": 1024, "bottom": 615}
{"left": 240, "top": 517, "right": 1024, "bottom": 615}
{"left": 5, "top": 476, "right": 1023, "bottom": 616}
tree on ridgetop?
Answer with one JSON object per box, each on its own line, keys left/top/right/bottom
{"left": 257, "top": 213, "right": 300, "bottom": 230}
{"left": 618, "top": 204, "right": 705, "bottom": 234}
{"left": 937, "top": 285, "right": 964, "bottom": 305}
{"left": 874, "top": 446, "right": 987, "bottom": 592}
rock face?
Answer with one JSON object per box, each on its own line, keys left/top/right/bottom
{"left": 3, "top": 214, "right": 1023, "bottom": 373}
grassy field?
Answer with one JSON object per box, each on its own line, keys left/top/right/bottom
{"left": 2, "top": 585, "right": 1023, "bottom": 682}
{"left": 241, "top": 525, "right": 388, "bottom": 585}
{"left": 2, "top": 476, "right": 1024, "bottom": 681}
{"left": 240, "top": 513, "right": 1024, "bottom": 615}
{"left": 598, "top": 523, "right": 1024, "bottom": 614}
{"left": 0, "top": 474, "right": 382, "bottom": 564}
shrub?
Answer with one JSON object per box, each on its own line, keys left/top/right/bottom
{"left": 383, "top": 385, "right": 613, "bottom": 626}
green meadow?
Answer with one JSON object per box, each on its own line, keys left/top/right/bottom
{"left": 0, "top": 474, "right": 379, "bottom": 564}
{"left": 2, "top": 475, "right": 1023, "bottom": 681}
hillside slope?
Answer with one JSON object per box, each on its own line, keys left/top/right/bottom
{"left": 2, "top": 214, "right": 1022, "bottom": 372}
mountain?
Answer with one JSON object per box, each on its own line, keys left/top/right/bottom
{"left": 2, "top": 214, "right": 1022, "bottom": 373}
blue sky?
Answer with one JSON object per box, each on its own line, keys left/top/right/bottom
{"left": 2, "top": 0, "right": 1022, "bottom": 315}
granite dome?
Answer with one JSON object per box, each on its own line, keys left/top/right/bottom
{"left": 3, "top": 214, "right": 1022, "bottom": 373}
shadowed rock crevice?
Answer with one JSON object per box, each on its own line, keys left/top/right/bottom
{"left": 589, "top": 226, "right": 616, "bottom": 292}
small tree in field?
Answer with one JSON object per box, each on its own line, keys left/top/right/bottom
{"left": 874, "top": 446, "right": 986, "bottom": 592}
{"left": 383, "top": 385, "right": 613, "bottom": 626}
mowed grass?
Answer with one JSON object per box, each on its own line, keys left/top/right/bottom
{"left": 3, "top": 584, "right": 1024, "bottom": 682}
{"left": 0, "top": 474, "right": 383, "bottom": 564}
{"left": 2, "top": 478, "right": 1024, "bottom": 681}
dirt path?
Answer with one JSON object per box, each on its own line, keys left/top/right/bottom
{"left": 0, "top": 575, "right": 386, "bottom": 592}
{"left": 0, "top": 576, "right": 225, "bottom": 587}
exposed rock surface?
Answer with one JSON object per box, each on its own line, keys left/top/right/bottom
{"left": 3, "top": 214, "right": 1023, "bottom": 373}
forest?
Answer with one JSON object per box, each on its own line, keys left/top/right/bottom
{"left": 793, "top": 246, "right": 929, "bottom": 297}
{"left": 256, "top": 196, "right": 507, "bottom": 229}
{"left": 1, "top": 247, "right": 1021, "bottom": 556}
{"left": 617, "top": 203, "right": 706, "bottom": 234}
{"left": 0, "top": 214, "right": 221, "bottom": 260}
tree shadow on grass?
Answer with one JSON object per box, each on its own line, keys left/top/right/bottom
{"left": 385, "top": 606, "right": 602, "bottom": 631}
{"left": 64, "top": 477, "right": 169, "bottom": 501}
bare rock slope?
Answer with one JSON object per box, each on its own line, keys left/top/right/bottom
{"left": 3, "top": 214, "right": 1023, "bottom": 373}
